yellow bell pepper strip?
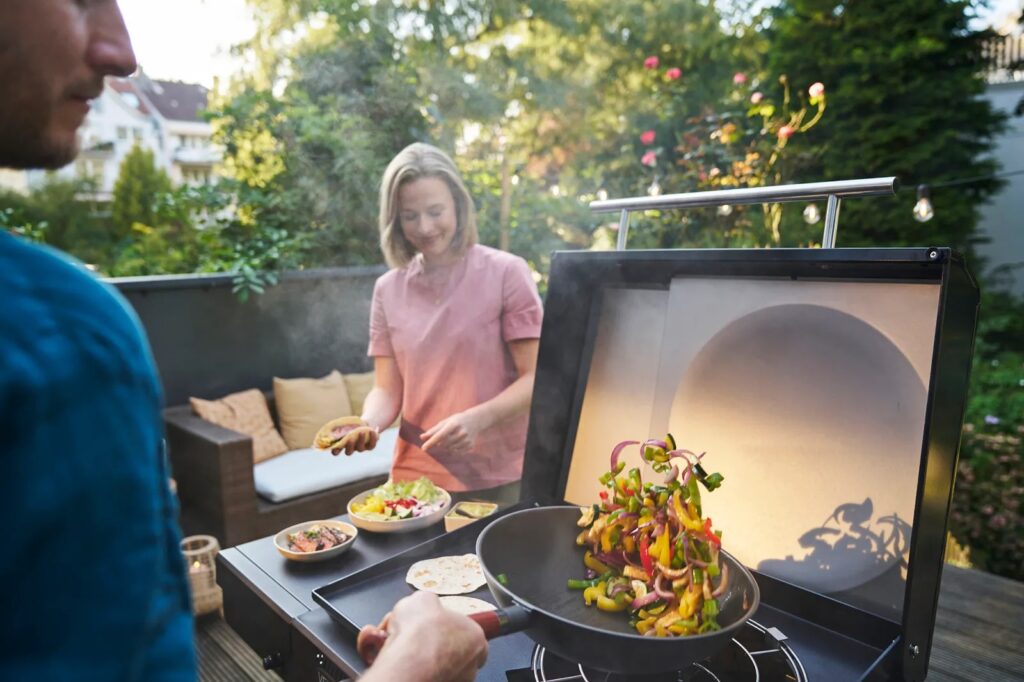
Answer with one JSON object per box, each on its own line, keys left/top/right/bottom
{"left": 583, "top": 581, "right": 607, "bottom": 606}
{"left": 623, "top": 534, "right": 636, "bottom": 554}
{"left": 596, "top": 594, "right": 628, "bottom": 612}
{"left": 636, "top": 616, "right": 658, "bottom": 635}
{"left": 600, "top": 524, "right": 622, "bottom": 553}
{"left": 584, "top": 550, "right": 612, "bottom": 574}
{"left": 674, "top": 490, "right": 704, "bottom": 532}
{"left": 668, "top": 617, "right": 698, "bottom": 635}
{"left": 623, "top": 565, "right": 648, "bottom": 581}
{"left": 639, "top": 534, "right": 654, "bottom": 578}
{"left": 653, "top": 528, "right": 671, "bottom": 567}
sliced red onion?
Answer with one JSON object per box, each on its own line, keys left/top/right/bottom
{"left": 663, "top": 464, "right": 679, "bottom": 484}
{"left": 631, "top": 590, "right": 661, "bottom": 610}
{"left": 644, "top": 438, "right": 669, "bottom": 451}
{"left": 585, "top": 568, "right": 597, "bottom": 579}
{"left": 656, "top": 562, "right": 688, "bottom": 579}
{"left": 594, "top": 551, "right": 626, "bottom": 568}
{"left": 651, "top": 523, "right": 665, "bottom": 539}
{"left": 681, "top": 466, "right": 692, "bottom": 487}
{"left": 610, "top": 440, "right": 639, "bottom": 472}
{"left": 643, "top": 628, "right": 658, "bottom": 637}
{"left": 653, "top": 574, "right": 675, "bottom": 600}
{"left": 712, "top": 564, "right": 730, "bottom": 597}
{"left": 622, "top": 550, "right": 640, "bottom": 568}
{"left": 682, "top": 537, "right": 709, "bottom": 568}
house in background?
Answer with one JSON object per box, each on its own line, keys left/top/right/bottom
{"left": 0, "top": 69, "right": 220, "bottom": 200}
{"left": 978, "top": 32, "right": 1024, "bottom": 295}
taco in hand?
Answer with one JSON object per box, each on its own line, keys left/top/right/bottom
{"left": 313, "top": 416, "right": 377, "bottom": 454}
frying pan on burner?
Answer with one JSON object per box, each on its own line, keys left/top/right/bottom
{"left": 358, "top": 506, "right": 760, "bottom": 674}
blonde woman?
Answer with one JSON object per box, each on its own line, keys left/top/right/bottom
{"left": 341, "top": 143, "right": 542, "bottom": 504}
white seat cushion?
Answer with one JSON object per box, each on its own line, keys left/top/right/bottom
{"left": 253, "top": 427, "right": 397, "bottom": 503}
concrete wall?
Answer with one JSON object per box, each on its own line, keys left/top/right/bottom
{"left": 978, "top": 80, "right": 1024, "bottom": 295}
{"left": 110, "top": 266, "right": 386, "bottom": 406}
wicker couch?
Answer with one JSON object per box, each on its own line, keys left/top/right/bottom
{"left": 164, "top": 395, "right": 389, "bottom": 547}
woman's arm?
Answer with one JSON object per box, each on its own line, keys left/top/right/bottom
{"left": 420, "top": 338, "right": 539, "bottom": 454}
{"left": 361, "top": 355, "right": 404, "bottom": 432}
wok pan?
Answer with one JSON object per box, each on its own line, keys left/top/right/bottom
{"left": 358, "top": 505, "right": 760, "bottom": 674}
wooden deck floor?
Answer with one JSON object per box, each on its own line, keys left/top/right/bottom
{"left": 196, "top": 614, "right": 282, "bottom": 682}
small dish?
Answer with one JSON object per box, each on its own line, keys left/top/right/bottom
{"left": 347, "top": 487, "right": 452, "bottom": 533}
{"left": 444, "top": 501, "right": 498, "bottom": 532}
{"left": 274, "top": 520, "right": 358, "bottom": 562}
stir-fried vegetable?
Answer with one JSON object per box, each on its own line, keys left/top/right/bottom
{"left": 570, "top": 435, "right": 728, "bottom": 637}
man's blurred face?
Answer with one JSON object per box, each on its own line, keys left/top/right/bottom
{"left": 0, "top": 0, "right": 137, "bottom": 169}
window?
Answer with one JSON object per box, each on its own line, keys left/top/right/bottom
{"left": 132, "top": 128, "right": 142, "bottom": 141}
{"left": 116, "top": 126, "right": 127, "bottom": 140}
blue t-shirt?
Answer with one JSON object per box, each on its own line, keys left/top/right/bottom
{"left": 0, "top": 234, "right": 196, "bottom": 680}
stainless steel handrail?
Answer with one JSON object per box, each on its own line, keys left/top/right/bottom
{"left": 588, "top": 177, "right": 899, "bottom": 249}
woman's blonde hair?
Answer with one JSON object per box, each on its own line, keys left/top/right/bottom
{"left": 378, "top": 142, "right": 478, "bottom": 268}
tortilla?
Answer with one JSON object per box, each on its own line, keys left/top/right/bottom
{"left": 406, "top": 554, "right": 486, "bottom": 595}
{"left": 313, "top": 416, "right": 374, "bottom": 451}
{"left": 439, "top": 596, "right": 496, "bottom": 616}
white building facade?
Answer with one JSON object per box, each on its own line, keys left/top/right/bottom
{"left": 1, "top": 70, "right": 220, "bottom": 200}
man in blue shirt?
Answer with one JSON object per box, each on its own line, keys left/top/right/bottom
{"left": 0, "top": 2, "right": 487, "bottom": 680}
{"left": 0, "top": 1, "right": 197, "bottom": 679}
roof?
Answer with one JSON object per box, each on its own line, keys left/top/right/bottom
{"left": 108, "top": 79, "right": 150, "bottom": 115}
{"left": 134, "top": 78, "right": 209, "bottom": 123}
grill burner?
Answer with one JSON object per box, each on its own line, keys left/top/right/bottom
{"left": 505, "top": 620, "right": 807, "bottom": 682}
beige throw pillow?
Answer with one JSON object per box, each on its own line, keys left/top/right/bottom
{"left": 273, "top": 370, "right": 353, "bottom": 451}
{"left": 190, "top": 389, "right": 289, "bottom": 464}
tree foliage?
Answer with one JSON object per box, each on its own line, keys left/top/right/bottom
{"left": 765, "top": 0, "right": 1006, "bottom": 258}
{"left": 110, "top": 144, "right": 172, "bottom": 240}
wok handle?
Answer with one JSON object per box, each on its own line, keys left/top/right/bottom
{"left": 356, "top": 604, "right": 531, "bottom": 665}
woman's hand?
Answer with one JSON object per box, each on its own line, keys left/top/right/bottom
{"left": 421, "top": 410, "right": 487, "bottom": 456}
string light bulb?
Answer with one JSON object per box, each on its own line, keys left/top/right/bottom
{"left": 647, "top": 179, "right": 662, "bottom": 196}
{"left": 913, "top": 185, "right": 934, "bottom": 223}
{"left": 717, "top": 204, "right": 733, "bottom": 216}
{"left": 803, "top": 203, "right": 821, "bottom": 224}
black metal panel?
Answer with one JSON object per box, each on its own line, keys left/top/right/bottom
{"left": 110, "top": 266, "right": 385, "bottom": 406}
{"left": 900, "top": 253, "right": 980, "bottom": 681}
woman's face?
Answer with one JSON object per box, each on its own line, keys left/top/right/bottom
{"left": 398, "top": 176, "right": 458, "bottom": 264}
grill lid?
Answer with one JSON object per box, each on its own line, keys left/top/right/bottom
{"left": 521, "top": 180, "right": 978, "bottom": 682}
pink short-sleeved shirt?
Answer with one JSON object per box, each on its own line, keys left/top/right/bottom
{"left": 368, "top": 244, "right": 543, "bottom": 491}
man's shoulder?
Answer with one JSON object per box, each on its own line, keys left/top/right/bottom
{"left": 0, "top": 236, "right": 148, "bottom": 352}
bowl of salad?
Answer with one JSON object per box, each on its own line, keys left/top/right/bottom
{"left": 347, "top": 477, "right": 451, "bottom": 533}
{"left": 274, "top": 519, "right": 358, "bottom": 563}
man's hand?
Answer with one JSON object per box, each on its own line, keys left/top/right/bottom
{"left": 358, "top": 591, "right": 487, "bottom": 682}
{"left": 421, "top": 411, "right": 486, "bottom": 455}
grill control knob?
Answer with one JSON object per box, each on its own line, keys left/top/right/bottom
{"left": 909, "top": 644, "right": 920, "bottom": 658}
{"left": 262, "top": 651, "right": 283, "bottom": 670}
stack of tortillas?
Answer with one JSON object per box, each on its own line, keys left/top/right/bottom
{"left": 406, "top": 554, "right": 495, "bottom": 615}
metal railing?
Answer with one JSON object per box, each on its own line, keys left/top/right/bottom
{"left": 589, "top": 177, "right": 899, "bottom": 250}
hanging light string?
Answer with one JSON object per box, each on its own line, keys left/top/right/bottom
{"left": 908, "top": 168, "right": 1024, "bottom": 222}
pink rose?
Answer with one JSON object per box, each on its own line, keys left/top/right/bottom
{"left": 641, "top": 150, "right": 657, "bottom": 167}
{"left": 665, "top": 67, "right": 682, "bottom": 81}
{"left": 750, "top": 91, "right": 763, "bottom": 104}
{"left": 640, "top": 130, "right": 656, "bottom": 145}
{"left": 644, "top": 56, "right": 659, "bottom": 70}
{"left": 778, "top": 125, "right": 795, "bottom": 140}
{"left": 733, "top": 72, "right": 747, "bottom": 85}
{"left": 808, "top": 82, "right": 825, "bottom": 98}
